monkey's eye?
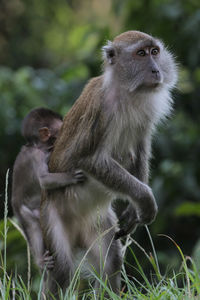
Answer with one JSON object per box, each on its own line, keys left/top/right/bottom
{"left": 107, "top": 49, "right": 115, "bottom": 58}
{"left": 151, "top": 48, "right": 159, "bottom": 55}
{"left": 137, "top": 49, "right": 146, "bottom": 56}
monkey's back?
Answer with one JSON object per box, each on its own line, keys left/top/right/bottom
{"left": 48, "top": 76, "right": 105, "bottom": 172}
{"left": 12, "top": 146, "right": 42, "bottom": 214}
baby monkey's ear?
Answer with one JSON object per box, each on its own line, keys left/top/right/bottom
{"left": 102, "top": 41, "right": 117, "bottom": 65}
{"left": 38, "top": 127, "right": 51, "bottom": 142}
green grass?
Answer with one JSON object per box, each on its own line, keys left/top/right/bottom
{"left": 1, "top": 171, "right": 200, "bottom": 299}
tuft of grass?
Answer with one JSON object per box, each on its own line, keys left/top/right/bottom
{"left": 1, "top": 171, "right": 200, "bottom": 299}
{"left": 1, "top": 169, "right": 9, "bottom": 300}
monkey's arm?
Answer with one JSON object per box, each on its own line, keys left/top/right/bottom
{"left": 83, "top": 155, "right": 157, "bottom": 225}
{"left": 34, "top": 149, "right": 85, "bottom": 190}
{"left": 38, "top": 170, "right": 85, "bottom": 190}
{"left": 116, "top": 138, "right": 152, "bottom": 238}
{"left": 129, "top": 138, "right": 151, "bottom": 183}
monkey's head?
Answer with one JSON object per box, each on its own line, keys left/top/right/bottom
{"left": 102, "top": 31, "right": 177, "bottom": 92}
{"left": 22, "top": 107, "right": 63, "bottom": 147}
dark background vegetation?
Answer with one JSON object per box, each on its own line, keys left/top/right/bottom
{"left": 0, "top": 0, "right": 200, "bottom": 290}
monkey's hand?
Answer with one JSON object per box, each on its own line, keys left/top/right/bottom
{"left": 115, "top": 204, "right": 139, "bottom": 239}
{"left": 138, "top": 185, "right": 158, "bottom": 225}
{"left": 115, "top": 186, "right": 157, "bottom": 239}
{"left": 69, "top": 170, "right": 87, "bottom": 184}
{"left": 41, "top": 250, "right": 55, "bottom": 271}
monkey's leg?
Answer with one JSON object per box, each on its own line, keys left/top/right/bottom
{"left": 20, "top": 205, "right": 45, "bottom": 269}
{"left": 44, "top": 256, "right": 73, "bottom": 299}
{"left": 105, "top": 238, "right": 122, "bottom": 294}
{"left": 96, "top": 236, "right": 122, "bottom": 295}
{"left": 43, "top": 225, "right": 75, "bottom": 298}
{"left": 87, "top": 213, "right": 122, "bottom": 296}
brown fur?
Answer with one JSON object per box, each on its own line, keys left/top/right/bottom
{"left": 49, "top": 76, "right": 105, "bottom": 171}
{"left": 113, "top": 30, "right": 152, "bottom": 45}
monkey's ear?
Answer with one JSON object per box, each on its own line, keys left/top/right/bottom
{"left": 39, "top": 127, "right": 51, "bottom": 142}
{"left": 102, "top": 41, "right": 116, "bottom": 65}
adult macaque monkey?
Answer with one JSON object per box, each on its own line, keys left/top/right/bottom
{"left": 12, "top": 108, "right": 85, "bottom": 271}
{"left": 41, "top": 31, "right": 177, "bottom": 295}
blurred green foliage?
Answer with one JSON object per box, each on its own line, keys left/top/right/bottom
{"left": 0, "top": 0, "right": 200, "bottom": 281}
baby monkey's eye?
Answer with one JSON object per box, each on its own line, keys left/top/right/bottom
{"left": 137, "top": 49, "right": 146, "bottom": 56}
{"left": 151, "top": 48, "right": 159, "bottom": 55}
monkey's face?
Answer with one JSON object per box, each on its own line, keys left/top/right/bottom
{"left": 48, "top": 119, "right": 63, "bottom": 145}
{"left": 39, "top": 119, "right": 63, "bottom": 147}
{"left": 103, "top": 33, "right": 177, "bottom": 93}
{"left": 51, "top": 120, "right": 63, "bottom": 137}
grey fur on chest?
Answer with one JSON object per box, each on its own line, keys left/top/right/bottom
{"left": 105, "top": 95, "right": 151, "bottom": 160}
{"left": 103, "top": 86, "right": 171, "bottom": 160}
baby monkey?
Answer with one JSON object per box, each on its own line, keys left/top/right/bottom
{"left": 11, "top": 107, "right": 85, "bottom": 271}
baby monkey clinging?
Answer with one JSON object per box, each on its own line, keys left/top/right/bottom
{"left": 12, "top": 107, "right": 85, "bottom": 271}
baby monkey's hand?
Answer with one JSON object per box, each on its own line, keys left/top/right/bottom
{"left": 73, "top": 170, "right": 87, "bottom": 184}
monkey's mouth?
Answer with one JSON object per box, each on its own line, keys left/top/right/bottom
{"left": 142, "top": 72, "right": 163, "bottom": 88}
{"left": 136, "top": 81, "right": 161, "bottom": 92}
{"left": 147, "top": 82, "right": 161, "bottom": 88}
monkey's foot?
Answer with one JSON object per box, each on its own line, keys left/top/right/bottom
{"left": 42, "top": 250, "right": 55, "bottom": 270}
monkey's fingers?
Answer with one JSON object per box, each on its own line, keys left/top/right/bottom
{"left": 74, "top": 170, "right": 87, "bottom": 183}
{"left": 43, "top": 250, "right": 51, "bottom": 257}
{"left": 43, "top": 250, "right": 54, "bottom": 260}
{"left": 115, "top": 223, "right": 138, "bottom": 240}
{"left": 41, "top": 251, "right": 55, "bottom": 270}
{"left": 118, "top": 210, "right": 129, "bottom": 224}
{"left": 44, "top": 255, "right": 54, "bottom": 262}
{"left": 118, "top": 205, "right": 138, "bottom": 224}
{"left": 115, "top": 229, "right": 126, "bottom": 240}
{"left": 74, "top": 170, "right": 84, "bottom": 175}
{"left": 44, "top": 257, "right": 55, "bottom": 270}
{"left": 45, "top": 263, "right": 54, "bottom": 270}
{"left": 115, "top": 217, "right": 139, "bottom": 239}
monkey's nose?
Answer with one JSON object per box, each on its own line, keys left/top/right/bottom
{"left": 152, "top": 69, "right": 159, "bottom": 74}
{"left": 151, "top": 68, "right": 161, "bottom": 81}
